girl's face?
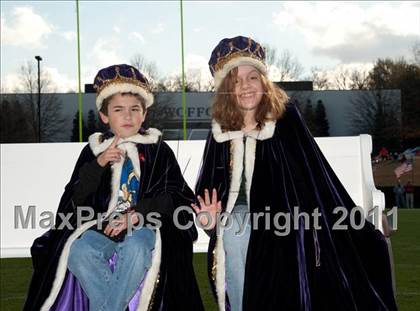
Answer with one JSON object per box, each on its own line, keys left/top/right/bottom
{"left": 234, "top": 65, "right": 264, "bottom": 112}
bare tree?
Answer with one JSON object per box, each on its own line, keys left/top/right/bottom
{"left": 0, "top": 94, "right": 34, "bottom": 143}
{"left": 185, "top": 69, "right": 214, "bottom": 92}
{"left": 160, "top": 69, "right": 214, "bottom": 92}
{"left": 160, "top": 74, "right": 194, "bottom": 92}
{"left": 412, "top": 41, "right": 420, "bottom": 66}
{"left": 264, "top": 44, "right": 303, "bottom": 81}
{"left": 198, "top": 76, "right": 214, "bottom": 92}
{"left": 130, "top": 53, "right": 160, "bottom": 90}
{"left": 332, "top": 68, "right": 351, "bottom": 90}
{"left": 367, "top": 57, "right": 420, "bottom": 148}
{"left": 14, "top": 61, "right": 65, "bottom": 142}
{"left": 186, "top": 69, "right": 202, "bottom": 92}
{"left": 349, "top": 69, "right": 370, "bottom": 90}
{"left": 348, "top": 90, "right": 401, "bottom": 152}
{"left": 331, "top": 67, "right": 370, "bottom": 90}
{"left": 309, "top": 66, "right": 369, "bottom": 90}
{"left": 310, "top": 67, "right": 331, "bottom": 90}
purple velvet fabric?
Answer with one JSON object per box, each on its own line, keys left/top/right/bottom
{"left": 197, "top": 103, "right": 397, "bottom": 310}
{"left": 50, "top": 271, "right": 89, "bottom": 311}
{"left": 50, "top": 253, "right": 144, "bottom": 311}
{"left": 24, "top": 139, "right": 203, "bottom": 311}
{"left": 225, "top": 282, "right": 231, "bottom": 311}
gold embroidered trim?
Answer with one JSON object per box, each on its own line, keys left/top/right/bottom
{"left": 214, "top": 51, "right": 264, "bottom": 73}
{"left": 94, "top": 65, "right": 151, "bottom": 94}
{"left": 211, "top": 38, "right": 265, "bottom": 73}
{"left": 229, "top": 141, "right": 234, "bottom": 179}
{"left": 211, "top": 248, "right": 217, "bottom": 281}
{"left": 147, "top": 273, "right": 160, "bottom": 311}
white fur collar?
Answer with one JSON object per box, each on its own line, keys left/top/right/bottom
{"left": 211, "top": 119, "right": 276, "bottom": 142}
{"left": 39, "top": 128, "right": 164, "bottom": 310}
{"left": 88, "top": 128, "right": 162, "bottom": 156}
{"left": 41, "top": 222, "right": 163, "bottom": 311}
{"left": 88, "top": 128, "right": 161, "bottom": 216}
{"left": 214, "top": 135, "right": 257, "bottom": 310}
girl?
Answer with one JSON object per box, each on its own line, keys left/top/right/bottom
{"left": 192, "top": 36, "right": 397, "bottom": 311}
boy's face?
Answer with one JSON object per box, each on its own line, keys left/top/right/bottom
{"left": 99, "top": 93, "right": 146, "bottom": 138}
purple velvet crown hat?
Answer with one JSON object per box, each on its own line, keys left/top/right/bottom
{"left": 93, "top": 64, "right": 154, "bottom": 111}
{"left": 208, "top": 36, "right": 267, "bottom": 89}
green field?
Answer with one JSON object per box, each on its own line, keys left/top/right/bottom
{"left": 1, "top": 209, "right": 419, "bottom": 310}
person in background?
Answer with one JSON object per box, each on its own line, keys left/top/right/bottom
{"left": 394, "top": 180, "right": 406, "bottom": 208}
{"left": 404, "top": 180, "right": 415, "bottom": 209}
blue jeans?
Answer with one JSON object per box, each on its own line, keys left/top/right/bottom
{"left": 395, "top": 194, "right": 405, "bottom": 209}
{"left": 223, "top": 205, "right": 251, "bottom": 311}
{"left": 68, "top": 227, "right": 155, "bottom": 311}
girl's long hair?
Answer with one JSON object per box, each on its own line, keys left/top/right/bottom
{"left": 212, "top": 67, "right": 288, "bottom": 131}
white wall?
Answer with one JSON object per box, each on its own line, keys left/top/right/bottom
{"left": 1, "top": 136, "right": 380, "bottom": 257}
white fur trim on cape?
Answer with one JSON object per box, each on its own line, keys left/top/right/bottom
{"left": 89, "top": 129, "right": 161, "bottom": 156}
{"left": 214, "top": 57, "right": 267, "bottom": 90}
{"left": 215, "top": 234, "right": 226, "bottom": 311}
{"left": 137, "top": 229, "right": 162, "bottom": 311}
{"left": 214, "top": 134, "right": 257, "bottom": 310}
{"left": 95, "top": 82, "right": 154, "bottom": 111}
{"left": 212, "top": 119, "right": 276, "bottom": 143}
{"left": 214, "top": 137, "right": 242, "bottom": 310}
{"left": 40, "top": 220, "right": 98, "bottom": 311}
{"left": 89, "top": 130, "right": 162, "bottom": 217}
{"left": 245, "top": 137, "right": 256, "bottom": 204}
{"left": 40, "top": 130, "right": 163, "bottom": 310}
{"left": 224, "top": 138, "right": 243, "bottom": 218}
{"left": 40, "top": 222, "right": 162, "bottom": 311}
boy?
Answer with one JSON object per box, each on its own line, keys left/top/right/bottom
{"left": 23, "top": 64, "right": 203, "bottom": 311}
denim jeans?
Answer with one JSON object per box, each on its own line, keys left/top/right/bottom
{"left": 406, "top": 193, "right": 414, "bottom": 209}
{"left": 68, "top": 227, "right": 155, "bottom": 311}
{"left": 223, "top": 205, "right": 251, "bottom": 311}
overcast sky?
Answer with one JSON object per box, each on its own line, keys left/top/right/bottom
{"left": 1, "top": 1, "right": 419, "bottom": 92}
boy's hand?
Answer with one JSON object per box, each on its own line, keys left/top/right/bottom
{"left": 97, "top": 135, "right": 124, "bottom": 167}
{"left": 104, "top": 211, "right": 140, "bottom": 237}
{"left": 191, "top": 188, "right": 222, "bottom": 230}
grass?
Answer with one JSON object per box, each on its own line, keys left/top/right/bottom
{"left": 1, "top": 209, "right": 419, "bottom": 310}
{"left": 0, "top": 258, "right": 33, "bottom": 311}
{"left": 390, "top": 209, "right": 420, "bottom": 310}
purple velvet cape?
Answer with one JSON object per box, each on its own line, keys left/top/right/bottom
{"left": 23, "top": 139, "right": 204, "bottom": 311}
{"left": 195, "top": 103, "right": 397, "bottom": 310}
